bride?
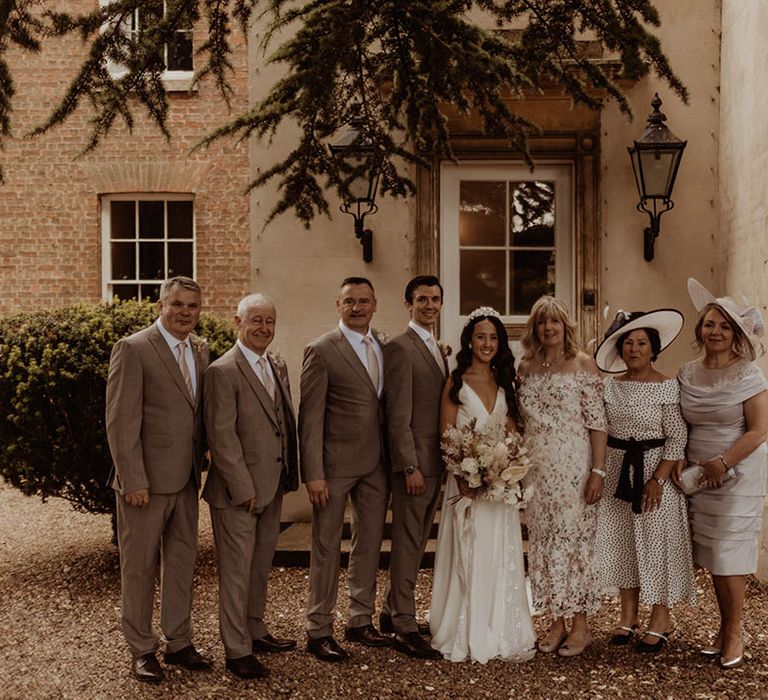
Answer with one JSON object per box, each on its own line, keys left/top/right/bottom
{"left": 429, "top": 307, "right": 536, "bottom": 663}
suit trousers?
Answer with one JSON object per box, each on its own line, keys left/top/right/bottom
{"left": 383, "top": 473, "right": 443, "bottom": 633}
{"left": 306, "top": 466, "right": 388, "bottom": 638}
{"left": 210, "top": 488, "right": 283, "bottom": 659}
{"left": 116, "top": 479, "right": 199, "bottom": 658}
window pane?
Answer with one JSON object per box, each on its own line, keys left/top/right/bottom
{"left": 510, "top": 181, "right": 555, "bottom": 247}
{"left": 168, "top": 200, "right": 193, "bottom": 238}
{"left": 139, "top": 284, "right": 161, "bottom": 302}
{"left": 139, "top": 201, "right": 164, "bottom": 239}
{"left": 139, "top": 242, "right": 165, "bottom": 280}
{"left": 167, "top": 31, "right": 193, "bottom": 71}
{"left": 459, "top": 181, "right": 505, "bottom": 246}
{"left": 112, "top": 284, "right": 139, "bottom": 301}
{"left": 111, "top": 242, "right": 136, "bottom": 280}
{"left": 111, "top": 201, "right": 135, "bottom": 239}
{"left": 460, "top": 249, "right": 506, "bottom": 315}
{"left": 510, "top": 250, "right": 556, "bottom": 315}
{"left": 168, "top": 242, "right": 193, "bottom": 278}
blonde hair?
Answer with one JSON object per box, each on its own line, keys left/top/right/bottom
{"left": 521, "top": 295, "right": 581, "bottom": 361}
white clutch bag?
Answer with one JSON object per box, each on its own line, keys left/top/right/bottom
{"left": 679, "top": 463, "right": 736, "bottom": 496}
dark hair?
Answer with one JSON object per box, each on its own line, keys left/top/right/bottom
{"left": 404, "top": 276, "right": 443, "bottom": 304}
{"left": 448, "top": 314, "right": 519, "bottom": 424}
{"left": 693, "top": 303, "right": 754, "bottom": 361}
{"left": 341, "top": 276, "right": 375, "bottom": 293}
{"left": 616, "top": 327, "right": 662, "bottom": 362}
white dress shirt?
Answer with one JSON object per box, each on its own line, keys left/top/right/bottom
{"left": 156, "top": 319, "right": 197, "bottom": 397}
{"left": 338, "top": 320, "right": 384, "bottom": 396}
{"left": 236, "top": 339, "right": 277, "bottom": 392}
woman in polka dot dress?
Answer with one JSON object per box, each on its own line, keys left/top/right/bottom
{"left": 594, "top": 309, "right": 695, "bottom": 653}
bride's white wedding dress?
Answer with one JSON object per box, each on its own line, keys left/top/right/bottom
{"left": 429, "top": 384, "right": 536, "bottom": 663}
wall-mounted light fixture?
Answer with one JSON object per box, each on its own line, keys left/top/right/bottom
{"left": 329, "top": 117, "right": 381, "bottom": 263}
{"left": 627, "top": 93, "right": 687, "bottom": 262}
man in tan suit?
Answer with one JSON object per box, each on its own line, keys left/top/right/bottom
{"left": 203, "top": 293, "right": 299, "bottom": 679}
{"left": 381, "top": 276, "right": 446, "bottom": 659}
{"left": 299, "top": 277, "right": 391, "bottom": 661}
{"left": 106, "top": 276, "right": 211, "bottom": 683}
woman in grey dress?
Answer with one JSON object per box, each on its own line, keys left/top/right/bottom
{"left": 676, "top": 278, "right": 768, "bottom": 669}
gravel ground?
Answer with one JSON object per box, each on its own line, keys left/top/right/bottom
{"left": 2, "top": 481, "right": 768, "bottom": 700}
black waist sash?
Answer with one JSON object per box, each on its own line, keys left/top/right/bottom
{"left": 607, "top": 435, "right": 666, "bottom": 514}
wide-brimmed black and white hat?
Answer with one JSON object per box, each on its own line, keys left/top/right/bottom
{"left": 595, "top": 308, "right": 684, "bottom": 373}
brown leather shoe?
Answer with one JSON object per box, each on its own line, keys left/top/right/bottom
{"left": 393, "top": 632, "right": 442, "bottom": 660}
{"left": 379, "top": 612, "right": 430, "bottom": 636}
{"left": 344, "top": 624, "right": 392, "bottom": 647}
{"left": 226, "top": 654, "right": 269, "bottom": 679}
{"left": 163, "top": 645, "right": 212, "bottom": 670}
{"left": 133, "top": 653, "right": 164, "bottom": 683}
{"left": 306, "top": 636, "right": 349, "bottom": 662}
{"left": 252, "top": 634, "right": 297, "bottom": 653}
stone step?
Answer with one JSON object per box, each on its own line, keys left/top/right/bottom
{"left": 273, "top": 507, "right": 529, "bottom": 569}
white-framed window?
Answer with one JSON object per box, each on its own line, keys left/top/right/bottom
{"left": 100, "top": 1, "right": 193, "bottom": 80}
{"left": 440, "top": 162, "right": 574, "bottom": 350}
{"left": 101, "top": 194, "right": 195, "bottom": 302}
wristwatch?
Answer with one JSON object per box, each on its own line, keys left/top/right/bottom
{"left": 652, "top": 476, "right": 667, "bottom": 486}
{"left": 404, "top": 466, "right": 417, "bottom": 476}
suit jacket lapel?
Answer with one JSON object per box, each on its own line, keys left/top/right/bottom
{"left": 148, "top": 326, "right": 194, "bottom": 409}
{"left": 269, "top": 354, "right": 294, "bottom": 414}
{"left": 407, "top": 327, "right": 445, "bottom": 383}
{"left": 332, "top": 329, "right": 378, "bottom": 396}
{"left": 234, "top": 347, "right": 280, "bottom": 427}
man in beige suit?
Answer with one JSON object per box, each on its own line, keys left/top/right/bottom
{"left": 203, "top": 293, "right": 299, "bottom": 680}
{"left": 381, "top": 276, "right": 446, "bottom": 659}
{"left": 299, "top": 277, "right": 391, "bottom": 661}
{"left": 106, "top": 276, "right": 211, "bottom": 683}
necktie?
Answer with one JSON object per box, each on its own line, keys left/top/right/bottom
{"left": 258, "top": 357, "right": 276, "bottom": 401}
{"left": 362, "top": 336, "right": 380, "bottom": 392}
{"left": 427, "top": 336, "right": 446, "bottom": 376}
{"left": 177, "top": 340, "right": 194, "bottom": 398}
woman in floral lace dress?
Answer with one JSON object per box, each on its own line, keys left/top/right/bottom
{"left": 517, "top": 296, "right": 607, "bottom": 657}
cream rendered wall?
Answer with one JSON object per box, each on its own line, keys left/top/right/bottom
{"left": 719, "top": 0, "right": 768, "bottom": 579}
{"left": 599, "top": 0, "right": 721, "bottom": 377}
{"left": 246, "top": 21, "right": 416, "bottom": 520}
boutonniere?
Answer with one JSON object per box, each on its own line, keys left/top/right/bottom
{"left": 437, "top": 340, "right": 452, "bottom": 358}
{"left": 269, "top": 349, "right": 286, "bottom": 370}
{"left": 375, "top": 331, "right": 391, "bottom": 346}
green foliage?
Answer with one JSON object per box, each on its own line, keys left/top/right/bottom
{"left": 0, "top": 0, "right": 687, "bottom": 221}
{"left": 0, "top": 299, "right": 235, "bottom": 515}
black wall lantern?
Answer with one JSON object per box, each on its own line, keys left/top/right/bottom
{"left": 329, "top": 117, "right": 381, "bottom": 263}
{"left": 627, "top": 93, "right": 687, "bottom": 262}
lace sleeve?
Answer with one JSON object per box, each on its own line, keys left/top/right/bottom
{"left": 661, "top": 401, "right": 688, "bottom": 461}
{"left": 581, "top": 373, "right": 607, "bottom": 432}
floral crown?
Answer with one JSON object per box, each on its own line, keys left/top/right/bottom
{"left": 466, "top": 306, "right": 502, "bottom": 322}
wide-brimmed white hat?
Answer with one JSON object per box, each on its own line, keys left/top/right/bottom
{"left": 595, "top": 308, "right": 684, "bottom": 373}
{"left": 687, "top": 278, "right": 764, "bottom": 359}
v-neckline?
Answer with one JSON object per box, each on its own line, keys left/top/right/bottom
{"left": 463, "top": 382, "right": 501, "bottom": 416}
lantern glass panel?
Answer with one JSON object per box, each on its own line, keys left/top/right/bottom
{"left": 638, "top": 148, "right": 676, "bottom": 199}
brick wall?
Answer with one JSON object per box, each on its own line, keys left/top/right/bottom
{"left": 0, "top": 1, "right": 251, "bottom": 317}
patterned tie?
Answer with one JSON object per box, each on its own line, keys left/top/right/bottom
{"left": 177, "top": 340, "right": 194, "bottom": 398}
{"left": 362, "top": 336, "right": 380, "bottom": 392}
{"left": 257, "top": 357, "right": 276, "bottom": 402}
{"left": 427, "top": 336, "right": 446, "bottom": 376}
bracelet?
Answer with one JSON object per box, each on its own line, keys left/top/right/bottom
{"left": 717, "top": 454, "right": 729, "bottom": 469}
{"left": 590, "top": 467, "right": 607, "bottom": 478}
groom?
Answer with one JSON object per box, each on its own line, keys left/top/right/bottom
{"left": 381, "top": 275, "right": 446, "bottom": 659}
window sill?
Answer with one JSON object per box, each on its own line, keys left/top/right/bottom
{"left": 107, "top": 69, "right": 197, "bottom": 93}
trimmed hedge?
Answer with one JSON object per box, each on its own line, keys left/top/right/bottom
{"left": 0, "top": 299, "right": 235, "bottom": 515}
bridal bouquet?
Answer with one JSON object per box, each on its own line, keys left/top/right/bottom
{"left": 441, "top": 412, "right": 532, "bottom": 506}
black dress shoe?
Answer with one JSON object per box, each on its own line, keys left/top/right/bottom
{"left": 163, "top": 645, "right": 212, "bottom": 670}
{"left": 306, "top": 636, "right": 349, "bottom": 662}
{"left": 253, "top": 634, "right": 297, "bottom": 653}
{"left": 344, "top": 624, "right": 392, "bottom": 647}
{"left": 393, "top": 632, "right": 443, "bottom": 660}
{"left": 379, "top": 612, "right": 430, "bottom": 637}
{"left": 226, "top": 655, "right": 269, "bottom": 679}
{"left": 133, "top": 653, "right": 164, "bottom": 683}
